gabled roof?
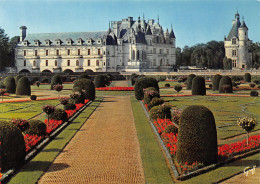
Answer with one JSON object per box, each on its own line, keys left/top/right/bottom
{"left": 226, "top": 20, "right": 241, "bottom": 41}
{"left": 18, "top": 31, "right": 107, "bottom": 46}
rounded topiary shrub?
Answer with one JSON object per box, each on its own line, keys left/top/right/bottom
{"left": 94, "top": 74, "right": 108, "bottom": 88}
{"left": 73, "top": 78, "right": 95, "bottom": 101}
{"left": 41, "top": 77, "right": 49, "bottom": 83}
{"left": 147, "top": 97, "right": 164, "bottom": 110}
{"left": 64, "top": 103, "right": 76, "bottom": 110}
{"left": 4, "top": 76, "right": 16, "bottom": 93}
{"left": 186, "top": 74, "right": 196, "bottom": 90}
{"left": 131, "top": 74, "right": 139, "bottom": 86}
{"left": 30, "top": 95, "right": 37, "bottom": 100}
{"left": 26, "top": 120, "right": 46, "bottom": 136}
{"left": 212, "top": 74, "right": 222, "bottom": 91}
{"left": 244, "top": 73, "right": 251, "bottom": 82}
{"left": 70, "top": 89, "right": 85, "bottom": 104}
{"left": 164, "top": 124, "right": 178, "bottom": 134}
{"left": 135, "top": 77, "right": 159, "bottom": 100}
{"left": 143, "top": 87, "right": 160, "bottom": 105}
{"left": 15, "top": 74, "right": 23, "bottom": 86}
{"left": 49, "top": 108, "right": 68, "bottom": 122}
{"left": 219, "top": 76, "right": 233, "bottom": 93}
{"left": 192, "top": 76, "right": 206, "bottom": 95}
{"left": 165, "top": 83, "right": 170, "bottom": 88}
{"left": 149, "top": 104, "right": 171, "bottom": 120}
{"left": 79, "top": 74, "right": 91, "bottom": 80}
{"left": 50, "top": 74, "right": 63, "bottom": 90}
{"left": 16, "top": 77, "right": 31, "bottom": 96}
{"left": 250, "top": 91, "right": 259, "bottom": 97}
{"left": 0, "top": 121, "right": 26, "bottom": 172}
{"left": 176, "top": 105, "right": 218, "bottom": 165}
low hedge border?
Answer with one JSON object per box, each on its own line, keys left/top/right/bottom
{"left": 140, "top": 100, "right": 260, "bottom": 181}
{"left": 1, "top": 99, "right": 97, "bottom": 184}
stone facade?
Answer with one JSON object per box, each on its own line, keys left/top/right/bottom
{"left": 224, "top": 12, "right": 252, "bottom": 69}
{"left": 15, "top": 17, "right": 176, "bottom": 73}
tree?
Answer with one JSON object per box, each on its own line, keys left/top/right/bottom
{"left": 0, "top": 27, "right": 10, "bottom": 71}
{"left": 249, "top": 42, "right": 260, "bottom": 69}
{"left": 8, "top": 36, "right": 20, "bottom": 67}
{"left": 223, "top": 57, "right": 232, "bottom": 70}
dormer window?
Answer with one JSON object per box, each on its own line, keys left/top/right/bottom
{"left": 77, "top": 38, "right": 83, "bottom": 45}
{"left": 232, "top": 38, "right": 236, "bottom": 44}
{"left": 23, "top": 40, "right": 29, "bottom": 46}
{"left": 87, "top": 38, "right": 93, "bottom": 45}
{"left": 66, "top": 38, "right": 72, "bottom": 45}
{"left": 55, "top": 39, "right": 61, "bottom": 45}
{"left": 45, "top": 39, "right": 51, "bottom": 46}
{"left": 34, "top": 40, "right": 40, "bottom": 46}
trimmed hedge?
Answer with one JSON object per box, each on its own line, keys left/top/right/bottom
{"left": 144, "top": 87, "right": 160, "bottom": 105}
{"left": 212, "top": 74, "right": 222, "bottom": 91}
{"left": 135, "top": 77, "right": 159, "bottom": 100}
{"left": 0, "top": 121, "right": 26, "bottom": 172}
{"left": 79, "top": 74, "right": 91, "bottom": 80}
{"left": 149, "top": 104, "right": 171, "bottom": 120}
{"left": 165, "top": 83, "right": 170, "bottom": 88}
{"left": 4, "top": 76, "right": 16, "bottom": 93}
{"left": 177, "top": 105, "right": 218, "bottom": 165}
{"left": 73, "top": 78, "right": 95, "bottom": 101}
{"left": 147, "top": 97, "right": 164, "bottom": 110}
{"left": 244, "top": 73, "right": 251, "bottom": 82}
{"left": 30, "top": 95, "right": 37, "bottom": 100}
{"left": 94, "top": 74, "right": 108, "bottom": 88}
{"left": 186, "top": 74, "right": 196, "bottom": 90}
{"left": 164, "top": 124, "right": 178, "bottom": 134}
{"left": 71, "top": 88, "right": 85, "bottom": 104}
{"left": 219, "top": 76, "right": 233, "bottom": 93}
{"left": 49, "top": 108, "right": 68, "bottom": 122}
{"left": 50, "top": 74, "right": 63, "bottom": 90}
{"left": 130, "top": 74, "right": 139, "bottom": 86}
{"left": 64, "top": 103, "right": 76, "bottom": 110}
{"left": 26, "top": 120, "right": 46, "bottom": 136}
{"left": 192, "top": 76, "right": 206, "bottom": 95}
{"left": 16, "top": 77, "right": 31, "bottom": 96}
{"left": 15, "top": 74, "right": 23, "bottom": 86}
{"left": 250, "top": 91, "right": 259, "bottom": 97}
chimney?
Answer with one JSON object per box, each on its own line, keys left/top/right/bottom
{"left": 20, "top": 26, "right": 27, "bottom": 42}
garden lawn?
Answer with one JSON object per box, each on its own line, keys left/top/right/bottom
{"left": 181, "top": 152, "right": 260, "bottom": 184}
{"left": 159, "top": 81, "right": 181, "bottom": 88}
{"left": 96, "top": 90, "right": 134, "bottom": 96}
{"left": 8, "top": 98, "right": 102, "bottom": 184}
{"left": 0, "top": 99, "right": 60, "bottom": 121}
{"left": 131, "top": 97, "right": 174, "bottom": 184}
{"left": 163, "top": 96, "right": 260, "bottom": 140}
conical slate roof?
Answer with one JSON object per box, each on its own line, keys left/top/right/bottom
{"left": 226, "top": 19, "right": 241, "bottom": 40}
{"left": 240, "top": 20, "right": 248, "bottom": 29}
{"left": 145, "top": 25, "right": 152, "bottom": 35}
{"left": 169, "top": 28, "right": 175, "bottom": 38}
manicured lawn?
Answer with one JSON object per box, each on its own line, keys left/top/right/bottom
{"left": 181, "top": 152, "right": 260, "bottom": 184}
{"left": 159, "top": 81, "right": 181, "bottom": 88}
{"left": 163, "top": 96, "right": 260, "bottom": 140}
{"left": 8, "top": 98, "right": 102, "bottom": 184}
{"left": 96, "top": 90, "right": 134, "bottom": 96}
{"left": 131, "top": 97, "right": 174, "bottom": 184}
{"left": 0, "top": 99, "right": 60, "bottom": 121}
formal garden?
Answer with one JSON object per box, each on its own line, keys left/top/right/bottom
{"left": 0, "top": 72, "right": 259, "bottom": 183}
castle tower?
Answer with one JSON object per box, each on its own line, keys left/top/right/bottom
{"left": 224, "top": 12, "right": 252, "bottom": 69}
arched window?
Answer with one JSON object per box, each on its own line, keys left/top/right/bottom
{"left": 132, "top": 50, "right": 135, "bottom": 60}
{"left": 76, "top": 60, "right": 79, "bottom": 66}
{"left": 96, "top": 60, "right": 99, "bottom": 66}
{"left": 33, "top": 60, "right": 36, "bottom": 66}
{"left": 137, "top": 50, "right": 140, "bottom": 60}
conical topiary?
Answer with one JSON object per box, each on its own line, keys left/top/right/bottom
{"left": 4, "top": 76, "right": 16, "bottom": 93}
{"left": 16, "top": 77, "right": 31, "bottom": 96}
{"left": 192, "top": 76, "right": 206, "bottom": 95}
{"left": 186, "top": 74, "right": 196, "bottom": 90}
{"left": 212, "top": 74, "right": 222, "bottom": 91}
{"left": 176, "top": 105, "right": 218, "bottom": 165}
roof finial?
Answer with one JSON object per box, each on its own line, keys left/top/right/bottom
{"left": 143, "top": 13, "right": 145, "bottom": 20}
{"left": 157, "top": 15, "right": 159, "bottom": 23}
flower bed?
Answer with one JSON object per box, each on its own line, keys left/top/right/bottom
{"left": 95, "top": 87, "right": 134, "bottom": 91}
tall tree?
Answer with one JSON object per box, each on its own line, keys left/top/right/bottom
{"left": 0, "top": 27, "right": 10, "bottom": 71}
{"left": 8, "top": 36, "right": 20, "bottom": 67}
{"left": 249, "top": 42, "right": 260, "bottom": 69}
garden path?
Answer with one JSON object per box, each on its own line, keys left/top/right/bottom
{"left": 113, "top": 80, "right": 129, "bottom": 87}
{"left": 38, "top": 96, "right": 145, "bottom": 184}
{"left": 221, "top": 167, "right": 260, "bottom": 183}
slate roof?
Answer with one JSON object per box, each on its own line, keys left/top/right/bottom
{"left": 18, "top": 31, "right": 107, "bottom": 46}
{"left": 226, "top": 20, "right": 241, "bottom": 41}
{"left": 169, "top": 28, "right": 175, "bottom": 39}
{"left": 240, "top": 20, "right": 248, "bottom": 29}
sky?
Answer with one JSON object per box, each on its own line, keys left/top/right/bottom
{"left": 0, "top": 0, "right": 259, "bottom": 48}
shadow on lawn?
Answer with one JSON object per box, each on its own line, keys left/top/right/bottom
{"left": 226, "top": 158, "right": 260, "bottom": 167}
{"left": 21, "top": 161, "right": 70, "bottom": 172}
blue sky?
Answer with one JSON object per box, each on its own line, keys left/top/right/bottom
{"left": 0, "top": 0, "right": 259, "bottom": 48}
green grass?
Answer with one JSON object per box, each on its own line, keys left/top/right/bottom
{"left": 8, "top": 98, "right": 102, "bottom": 184}
{"left": 181, "top": 152, "right": 260, "bottom": 184}
{"left": 163, "top": 96, "right": 260, "bottom": 140}
{"left": 96, "top": 90, "right": 134, "bottom": 96}
{"left": 0, "top": 100, "right": 60, "bottom": 121}
{"left": 131, "top": 97, "right": 174, "bottom": 184}
{"left": 159, "top": 81, "right": 180, "bottom": 88}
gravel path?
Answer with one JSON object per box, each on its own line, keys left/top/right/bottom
{"left": 38, "top": 96, "right": 145, "bottom": 184}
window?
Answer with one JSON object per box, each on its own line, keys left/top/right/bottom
{"left": 76, "top": 60, "right": 79, "bottom": 66}
{"left": 55, "top": 60, "right": 57, "bottom": 66}
{"left": 24, "top": 50, "right": 26, "bottom": 56}
{"left": 232, "top": 39, "right": 236, "bottom": 44}
{"left": 132, "top": 50, "right": 135, "bottom": 60}
{"left": 56, "top": 50, "right": 59, "bottom": 56}
{"left": 108, "top": 61, "right": 110, "bottom": 66}
{"left": 137, "top": 50, "right": 140, "bottom": 60}
{"left": 78, "top": 49, "right": 80, "bottom": 55}
{"left": 88, "top": 49, "right": 90, "bottom": 55}
{"left": 88, "top": 60, "right": 90, "bottom": 66}
{"left": 33, "top": 60, "right": 36, "bottom": 66}
{"left": 104, "top": 51, "right": 106, "bottom": 55}
{"left": 98, "top": 49, "right": 100, "bottom": 55}
{"left": 96, "top": 60, "right": 99, "bottom": 66}
{"left": 67, "top": 60, "right": 70, "bottom": 66}
{"left": 150, "top": 40, "right": 152, "bottom": 45}
{"left": 46, "top": 60, "right": 48, "bottom": 66}
{"left": 232, "top": 60, "right": 237, "bottom": 68}
{"left": 166, "top": 49, "right": 169, "bottom": 55}
{"left": 107, "top": 51, "right": 110, "bottom": 55}
{"left": 160, "top": 59, "right": 163, "bottom": 65}
{"left": 104, "top": 62, "right": 106, "bottom": 66}
{"left": 160, "top": 49, "right": 163, "bottom": 54}
{"left": 67, "top": 49, "right": 70, "bottom": 55}
{"left": 153, "top": 48, "right": 156, "bottom": 54}
{"left": 24, "top": 60, "right": 26, "bottom": 66}
{"left": 35, "top": 50, "right": 38, "bottom": 56}
{"left": 232, "top": 50, "right": 237, "bottom": 56}
{"left": 153, "top": 59, "right": 156, "bottom": 66}
{"left": 46, "top": 50, "right": 48, "bottom": 56}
